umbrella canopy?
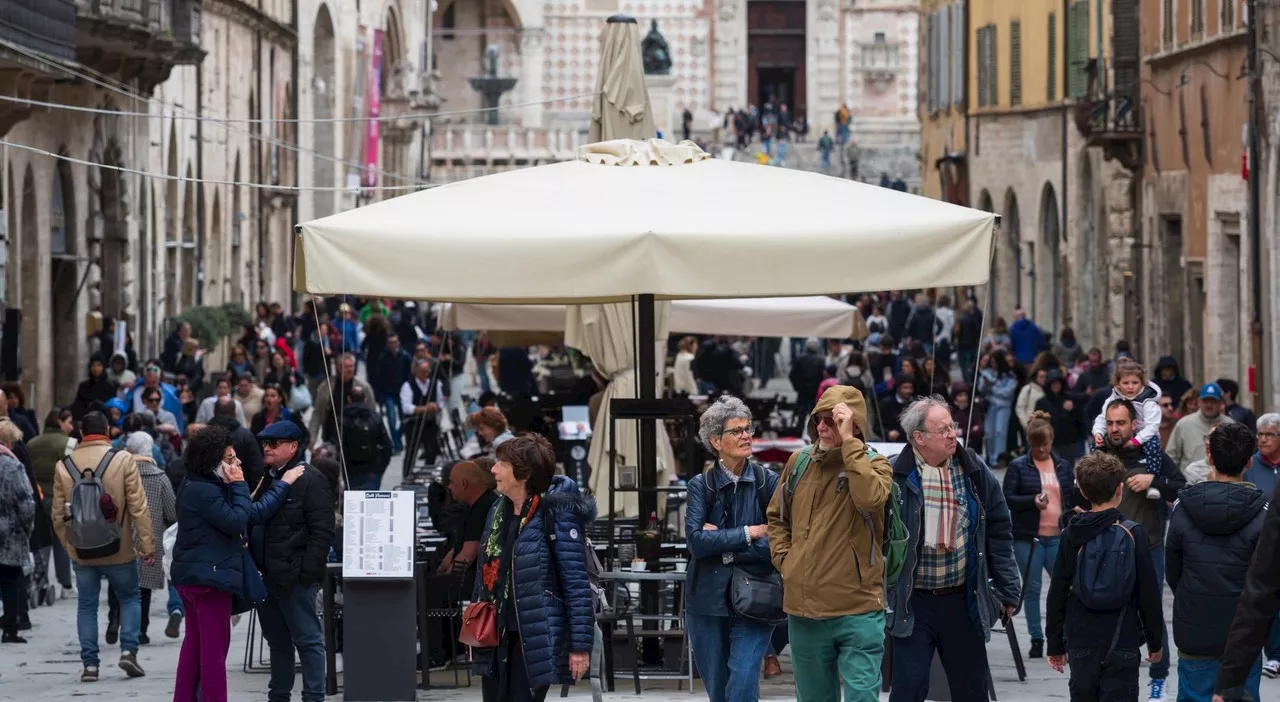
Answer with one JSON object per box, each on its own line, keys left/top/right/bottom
{"left": 293, "top": 139, "right": 997, "bottom": 301}
{"left": 439, "top": 296, "right": 870, "bottom": 340}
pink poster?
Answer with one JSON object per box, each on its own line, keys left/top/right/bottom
{"left": 363, "top": 29, "right": 384, "bottom": 188}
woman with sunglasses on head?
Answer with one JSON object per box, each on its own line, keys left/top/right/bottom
{"left": 169, "top": 425, "right": 302, "bottom": 702}
{"left": 684, "top": 395, "right": 780, "bottom": 702}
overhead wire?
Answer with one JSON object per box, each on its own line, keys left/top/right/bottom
{"left": 0, "top": 139, "right": 428, "bottom": 192}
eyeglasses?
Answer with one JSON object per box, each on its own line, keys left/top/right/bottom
{"left": 815, "top": 415, "right": 838, "bottom": 427}
{"left": 222, "top": 453, "right": 240, "bottom": 466}
{"left": 143, "top": 396, "right": 161, "bottom": 404}
{"left": 146, "top": 365, "right": 161, "bottom": 374}
{"left": 720, "top": 426, "right": 756, "bottom": 438}
{"left": 1159, "top": 402, "right": 1174, "bottom": 409}
{"left": 924, "top": 422, "right": 962, "bottom": 437}
{"left": 1259, "top": 432, "right": 1280, "bottom": 440}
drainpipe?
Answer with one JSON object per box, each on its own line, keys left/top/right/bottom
{"left": 1247, "top": 0, "right": 1266, "bottom": 409}
{"left": 1059, "top": 0, "right": 1070, "bottom": 334}
{"left": 256, "top": 35, "right": 266, "bottom": 303}
{"left": 195, "top": 65, "right": 205, "bottom": 307}
{"left": 291, "top": 8, "right": 300, "bottom": 309}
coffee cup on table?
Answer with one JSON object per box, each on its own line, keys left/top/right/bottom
{"left": 631, "top": 560, "right": 648, "bottom": 572}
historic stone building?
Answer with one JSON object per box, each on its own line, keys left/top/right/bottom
{"left": 420, "top": 0, "right": 919, "bottom": 182}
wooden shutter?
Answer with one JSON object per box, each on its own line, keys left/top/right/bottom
{"left": 1067, "top": 1, "right": 1089, "bottom": 99}
{"left": 976, "top": 26, "right": 988, "bottom": 107}
{"left": 1010, "top": 20, "right": 1022, "bottom": 107}
{"left": 940, "top": 8, "right": 951, "bottom": 107}
{"left": 927, "top": 13, "right": 937, "bottom": 113}
{"left": 987, "top": 25, "right": 998, "bottom": 107}
{"left": 1047, "top": 12, "right": 1057, "bottom": 101}
{"left": 953, "top": 1, "right": 965, "bottom": 106}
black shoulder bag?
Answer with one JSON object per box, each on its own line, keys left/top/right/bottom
{"left": 704, "top": 464, "right": 786, "bottom": 625}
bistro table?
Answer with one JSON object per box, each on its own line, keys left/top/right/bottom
{"left": 597, "top": 570, "right": 694, "bottom": 695}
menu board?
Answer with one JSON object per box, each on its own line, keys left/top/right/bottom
{"left": 343, "top": 491, "right": 415, "bottom": 580}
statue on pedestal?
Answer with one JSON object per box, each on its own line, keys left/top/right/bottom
{"left": 642, "top": 20, "right": 672, "bottom": 75}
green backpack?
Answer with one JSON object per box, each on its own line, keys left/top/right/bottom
{"left": 781, "top": 445, "right": 910, "bottom": 586}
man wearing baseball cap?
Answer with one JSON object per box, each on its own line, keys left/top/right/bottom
{"left": 248, "top": 420, "right": 334, "bottom": 702}
{"left": 1167, "top": 383, "right": 1237, "bottom": 472}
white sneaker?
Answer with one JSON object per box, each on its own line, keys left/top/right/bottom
{"left": 1146, "top": 487, "right": 1162, "bottom": 500}
{"left": 1263, "top": 659, "right": 1280, "bottom": 678}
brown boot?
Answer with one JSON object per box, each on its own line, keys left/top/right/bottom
{"left": 762, "top": 654, "right": 782, "bottom": 679}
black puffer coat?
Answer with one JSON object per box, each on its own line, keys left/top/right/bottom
{"left": 248, "top": 453, "right": 336, "bottom": 594}
{"left": 1166, "top": 480, "right": 1268, "bottom": 658}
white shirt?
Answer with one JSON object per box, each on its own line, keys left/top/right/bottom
{"left": 400, "top": 377, "right": 447, "bottom": 417}
{"left": 195, "top": 395, "right": 247, "bottom": 426}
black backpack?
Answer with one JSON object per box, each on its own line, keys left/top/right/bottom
{"left": 339, "top": 406, "right": 382, "bottom": 465}
{"left": 1074, "top": 519, "right": 1139, "bottom": 611}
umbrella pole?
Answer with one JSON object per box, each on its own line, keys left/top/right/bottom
{"left": 636, "top": 293, "right": 662, "bottom": 667}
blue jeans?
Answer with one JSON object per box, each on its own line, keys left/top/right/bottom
{"left": 1013, "top": 537, "right": 1060, "bottom": 641}
{"left": 984, "top": 403, "right": 1012, "bottom": 463}
{"left": 1267, "top": 617, "right": 1280, "bottom": 660}
{"left": 380, "top": 393, "right": 403, "bottom": 451}
{"left": 349, "top": 473, "right": 384, "bottom": 491}
{"left": 820, "top": 150, "right": 831, "bottom": 169}
{"left": 1177, "top": 656, "right": 1261, "bottom": 702}
{"left": 687, "top": 612, "right": 774, "bottom": 702}
{"left": 256, "top": 583, "right": 326, "bottom": 702}
{"left": 1149, "top": 544, "right": 1171, "bottom": 680}
{"left": 167, "top": 582, "right": 183, "bottom": 616}
{"left": 74, "top": 562, "right": 141, "bottom": 665}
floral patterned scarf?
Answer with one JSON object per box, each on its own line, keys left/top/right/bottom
{"left": 478, "top": 494, "right": 541, "bottom": 612}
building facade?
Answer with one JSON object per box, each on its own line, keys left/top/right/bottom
{"left": 955, "top": 0, "right": 1138, "bottom": 354}
{"left": 1137, "top": 0, "right": 1250, "bottom": 390}
{"left": 919, "top": 0, "right": 968, "bottom": 204}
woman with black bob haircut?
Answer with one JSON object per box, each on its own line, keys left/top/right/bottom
{"left": 471, "top": 433, "right": 597, "bottom": 702}
{"left": 169, "top": 425, "right": 303, "bottom": 702}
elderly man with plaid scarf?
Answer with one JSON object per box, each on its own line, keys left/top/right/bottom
{"left": 886, "top": 396, "right": 1021, "bottom": 702}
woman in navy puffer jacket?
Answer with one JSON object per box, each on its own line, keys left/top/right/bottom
{"left": 169, "top": 426, "right": 302, "bottom": 702}
{"left": 471, "top": 433, "right": 596, "bottom": 702}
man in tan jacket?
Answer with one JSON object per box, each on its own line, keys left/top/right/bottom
{"left": 52, "top": 410, "right": 155, "bottom": 683}
{"left": 767, "top": 385, "right": 893, "bottom": 702}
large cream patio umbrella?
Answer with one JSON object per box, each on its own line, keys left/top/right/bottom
{"left": 572, "top": 14, "right": 670, "bottom": 517}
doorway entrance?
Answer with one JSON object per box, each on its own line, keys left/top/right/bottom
{"left": 747, "top": 0, "right": 805, "bottom": 112}
{"left": 757, "top": 67, "right": 797, "bottom": 113}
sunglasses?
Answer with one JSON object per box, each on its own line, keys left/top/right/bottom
{"left": 262, "top": 439, "right": 293, "bottom": 448}
{"left": 144, "top": 396, "right": 161, "bottom": 404}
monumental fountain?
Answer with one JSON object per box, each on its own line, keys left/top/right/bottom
{"left": 468, "top": 45, "right": 518, "bottom": 126}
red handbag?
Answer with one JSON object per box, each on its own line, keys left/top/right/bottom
{"left": 458, "top": 601, "right": 499, "bottom": 648}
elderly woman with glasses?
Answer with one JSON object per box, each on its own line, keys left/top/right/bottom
{"left": 1245, "top": 413, "right": 1280, "bottom": 499}
{"left": 684, "top": 396, "right": 779, "bottom": 702}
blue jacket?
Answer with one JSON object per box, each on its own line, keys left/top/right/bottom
{"left": 1245, "top": 453, "right": 1280, "bottom": 499}
{"left": 170, "top": 472, "right": 254, "bottom": 596}
{"left": 886, "top": 448, "right": 1021, "bottom": 641}
{"left": 978, "top": 368, "right": 1018, "bottom": 409}
{"left": 125, "top": 381, "right": 186, "bottom": 435}
{"left": 471, "top": 475, "right": 596, "bottom": 688}
{"left": 371, "top": 348, "right": 412, "bottom": 399}
{"left": 1009, "top": 318, "right": 1044, "bottom": 365}
{"left": 684, "top": 463, "right": 779, "bottom": 616}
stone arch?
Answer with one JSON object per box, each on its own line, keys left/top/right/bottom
{"left": 51, "top": 153, "right": 80, "bottom": 404}
{"left": 312, "top": 3, "right": 337, "bottom": 217}
{"left": 1039, "top": 182, "right": 1062, "bottom": 332}
{"left": 181, "top": 163, "right": 196, "bottom": 310}
{"left": 995, "top": 188, "right": 1022, "bottom": 321}
{"left": 18, "top": 165, "right": 40, "bottom": 398}
{"left": 231, "top": 153, "right": 244, "bottom": 303}
{"left": 383, "top": 3, "right": 406, "bottom": 95}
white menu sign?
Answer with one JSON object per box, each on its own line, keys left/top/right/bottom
{"left": 343, "top": 491, "right": 415, "bottom": 580}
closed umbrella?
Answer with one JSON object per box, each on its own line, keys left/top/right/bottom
{"left": 575, "top": 15, "right": 670, "bottom": 517}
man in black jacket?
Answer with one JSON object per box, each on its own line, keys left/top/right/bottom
{"left": 249, "top": 420, "right": 335, "bottom": 702}
{"left": 1167, "top": 422, "right": 1265, "bottom": 701}
{"left": 339, "top": 386, "right": 393, "bottom": 491}
{"left": 788, "top": 339, "right": 825, "bottom": 420}
{"left": 209, "top": 398, "right": 266, "bottom": 488}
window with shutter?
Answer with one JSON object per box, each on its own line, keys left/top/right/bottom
{"left": 1222, "top": 0, "right": 1235, "bottom": 31}
{"left": 1068, "top": 1, "right": 1088, "bottom": 99}
{"left": 988, "top": 25, "right": 998, "bottom": 107}
{"left": 926, "top": 14, "right": 936, "bottom": 113}
{"left": 976, "top": 26, "right": 988, "bottom": 108}
{"left": 1162, "top": 0, "right": 1174, "bottom": 47}
{"left": 940, "top": 8, "right": 951, "bottom": 107}
{"left": 953, "top": 1, "right": 965, "bottom": 106}
{"left": 1191, "top": 0, "right": 1204, "bottom": 37}
{"left": 1047, "top": 12, "right": 1057, "bottom": 101}
{"left": 1010, "top": 20, "right": 1022, "bottom": 106}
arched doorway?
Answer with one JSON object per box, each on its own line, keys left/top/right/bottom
{"left": 165, "top": 127, "right": 180, "bottom": 319}
{"left": 231, "top": 154, "right": 244, "bottom": 303}
{"left": 51, "top": 156, "right": 80, "bottom": 404}
{"left": 313, "top": 4, "right": 337, "bottom": 217}
{"left": 1039, "top": 183, "right": 1062, "bottom": 331}
{"left": 18, "top": 166, "right": 38, "bottom": 392}
{"left": 209, "top": 190, "right": 223, "bottom": 304}
{"left": 181, "top": 165, "right": 196, "bottom": 310}
{"left": 748, "top": 0, "right": 806, "bottom": 113}
{"left": 997, "top": 189, "right": 1022, "bottom": 321}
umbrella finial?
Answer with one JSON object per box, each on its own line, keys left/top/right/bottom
{"left": 606, "top": 13, "right": 636, "bottom": 23}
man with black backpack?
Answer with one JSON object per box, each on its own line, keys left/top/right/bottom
{"left": 340, "top": 385, "right": 393, "bottom": 490}
{"left": 51, "top": 410, "right": 155, "bottom": 683}
{"left": 1045, "top": 451, "right": 1165, "bottom": 701}
{"left": 767, "top": 385, "right": 898, "bottom": 701}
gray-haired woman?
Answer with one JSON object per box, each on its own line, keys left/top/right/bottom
{"left": 684, "top": 396, "right": 780, "bottom": 702}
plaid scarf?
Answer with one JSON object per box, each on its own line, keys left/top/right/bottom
{"left": 478, "top": 494, "right": 541, "bottom": 610}
{"left": 917, "top": 452, "right": 961, "bottom": 551}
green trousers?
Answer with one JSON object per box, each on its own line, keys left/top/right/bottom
{"left": 788, "top": 611, "right": 886, "bottom": 702}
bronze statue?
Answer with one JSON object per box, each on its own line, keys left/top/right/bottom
{"left": 642, "top": 20, "right": 672, "bottom": 75}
